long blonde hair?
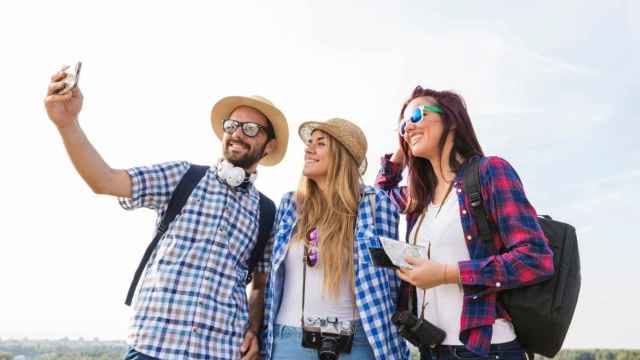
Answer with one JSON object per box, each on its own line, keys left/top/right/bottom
{"left": 294, "top": 131, "right": 362, "bottom": 299}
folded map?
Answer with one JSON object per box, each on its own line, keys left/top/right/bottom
{"left": 379, "top": 237, "right": 428, "bottom": 269}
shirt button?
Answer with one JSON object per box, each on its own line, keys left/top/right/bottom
{"left": 496, "top": 282, "right": 502, "bottom": 288}
{"left": 466, "top": 235, "right": 472, "bottom": 240}
{"left": 218, "top": 226, "right": 225, "bottom": 233}
{"left": 462, "top": 210, "right": 467, "bottom": 215}
{"left": 457, "top": 189, "right": 462, "bottom": 193}
{"left": 473, "top": 296, "right": 478, "bottom": 300}
{"left": 193, "top": 326, "right": 199, "bottom": 333}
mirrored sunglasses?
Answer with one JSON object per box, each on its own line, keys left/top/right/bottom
{"left": 399, "top": 104, "right": 443, "bottom": 136}
{"left": 223, "top": 119, "right": 270, "bottom": 138}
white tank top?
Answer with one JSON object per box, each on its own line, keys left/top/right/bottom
{"left": 275, "top": 239, "right": 358, "bottom": 327}
{"left": 410, "top": 193, "right": 516, "bottom": 345}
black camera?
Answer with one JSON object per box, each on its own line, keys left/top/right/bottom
{"left": 391, "top": 311, "right": 446, "bottom": 350}
{"left": 301, "top": 316, "right": 354, "bottom": 360}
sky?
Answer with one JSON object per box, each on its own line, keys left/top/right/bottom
{"left": 0, "top": 0, "right": 638, "bottom": 349}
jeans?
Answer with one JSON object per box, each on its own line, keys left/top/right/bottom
{"left": 123, "top": 347, "right": 159, "bottom": 360}
{"left": 271, "top": 322, "right": 376, "bottom": 359}
{"left": 420, "top": 340, "right": 526, "bottom": 360}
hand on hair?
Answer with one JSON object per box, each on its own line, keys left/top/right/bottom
{"left": 390, "top": 147, "right": 406, "bottom": 168}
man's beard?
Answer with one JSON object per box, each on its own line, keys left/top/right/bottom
{"left": 223, "top": 139, "right": 267, "bottom": 169}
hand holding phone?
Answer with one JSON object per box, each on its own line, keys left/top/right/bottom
{"left": 45, "top": 62, "right": 84, "bottom": 128}
{"left": 53, "top": 61, "right": 82, "bottom": 95}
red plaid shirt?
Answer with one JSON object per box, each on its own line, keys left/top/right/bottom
{"left": 375, "top": 154, "right": 554, "bottom": 356}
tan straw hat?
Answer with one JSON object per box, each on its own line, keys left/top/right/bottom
{"left": 211, "top": 95, "right": 289, "bottom": 166}
{"left": 298, "top": 118, "right": 368, "bottom": 174}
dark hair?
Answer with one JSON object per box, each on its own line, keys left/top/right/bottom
{"left": 264, "top": 121, "right": 276, "bottom": 140}
{"left": 399, "top": 86, "right": 484, "bottom": 215}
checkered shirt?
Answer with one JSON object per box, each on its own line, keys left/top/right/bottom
{"left": 375, "top": 154, "right": 554, "bottom": 356}
{"left": 119, "top": 161, "right": 271, "bottom": 360}
{"left": 260, "top": 186, "right": 410, "bottom": 360}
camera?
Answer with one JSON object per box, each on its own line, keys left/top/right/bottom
{"left": 301, "top": 316, "right": 355, "bottom": 360}
{"left": 391, "top": 311, "right": 446, "bottom": 350}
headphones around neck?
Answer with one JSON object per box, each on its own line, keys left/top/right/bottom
{"left": 216, "top": 159, "right": 257, "bottom": 187}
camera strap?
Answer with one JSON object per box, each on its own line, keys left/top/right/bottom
{"left": 301, "top": 243, "right": 309, "bottom": 326}
{"left": 412, "top": 211, "right": 430, "bottom": 319}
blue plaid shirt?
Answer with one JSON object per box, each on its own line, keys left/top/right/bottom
{"left": 261, "top": 186, "right": 410, "bottom": 360}
{"left": 119, "top": 161, "right": 271, "bottom": 360}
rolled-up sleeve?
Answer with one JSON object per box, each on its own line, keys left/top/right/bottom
{"left": 118, "top": 161, "right": 190, "bottom": 211}
{"left": 375, "top": 154, "right": 409, "bottom": 213}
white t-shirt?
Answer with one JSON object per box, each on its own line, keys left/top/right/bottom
{"left": 275, "top": 239, "right": 358, "bottom": 327}
{"left": 410, "top": 192, "right": 516, "bottom": 345}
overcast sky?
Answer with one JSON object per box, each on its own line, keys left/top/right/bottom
{"left": 0, "top": 0, "right": 638, "bottom": 349}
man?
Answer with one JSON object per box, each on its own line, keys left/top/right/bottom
{"left": 44, "top": 66, "right": 289, "bottom": 360}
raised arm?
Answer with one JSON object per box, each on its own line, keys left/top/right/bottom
{"left": 44, "top": 67, "right": 132, "bottom": 198}
{"left": 374, "top": 148, "right": 409, "bottom": 213}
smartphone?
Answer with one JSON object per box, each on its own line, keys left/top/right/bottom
{"left": 54, "top": 61, "right": 82, "bottom": 95}
{"left": 368, "top": 247, "right": 398, "bottom": 269}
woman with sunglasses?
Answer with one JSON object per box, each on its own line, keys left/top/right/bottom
{"left": 260, "top": 119, "right": 409, "bottom": 360}
{"left": 376, "top": 87, "right": 554, "bottom": 359}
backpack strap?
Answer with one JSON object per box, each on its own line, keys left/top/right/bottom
{"left": 124, "top": 164, "right": 209, "bottom": 306}
{"left": 463, "top": 158, "right": 494, "bottom": 249}
{"left": 245, "top": 192, "right": 276, "bottom": 284}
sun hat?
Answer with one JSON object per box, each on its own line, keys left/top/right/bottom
{"left": 211, "top": 95, "right": 289, "bottom": 166}
{"left": 298, "top": 118, "right": 368, "bottom": 174}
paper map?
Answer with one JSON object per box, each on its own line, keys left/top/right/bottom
{"left": 379, "top": 237, "right": 428, "bottom": 269}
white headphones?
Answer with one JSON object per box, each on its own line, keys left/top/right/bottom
{"left": 215, "top": 159, "right": 257, "bottom": 187}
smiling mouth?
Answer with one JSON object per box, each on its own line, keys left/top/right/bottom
{"left": 228, "top": 140, "right": 249, "bottom": 151}
{"left": 304, "top": 159, "right": 319, "bottom": 166}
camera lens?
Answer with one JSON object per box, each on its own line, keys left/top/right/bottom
{"left": 318, "top": 337, "right": 339, "bottom": 360}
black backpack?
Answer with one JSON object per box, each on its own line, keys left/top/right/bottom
{"left": 124, "top": 164, "right": 276, "bottom": 306}
{"left": 463, "top": 158, "right": 581, "bottom": 358}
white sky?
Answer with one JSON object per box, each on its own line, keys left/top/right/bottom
{"left": 1, "top": 0, "right": 638, "bottom": 349}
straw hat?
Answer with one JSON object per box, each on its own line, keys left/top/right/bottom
{"left": 211, "top": 95, "right": 289, "bottom": 166}
{"left": 298, "top": 118, "right": 368, "bottom": 174}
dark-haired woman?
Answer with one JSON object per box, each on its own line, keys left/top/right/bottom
{"left": 375, "top": 86, "right": 554, "bottom": 359}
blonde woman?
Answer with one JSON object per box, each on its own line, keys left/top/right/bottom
{"left": 260, "top": 119, "right": 409, "bottom": 360}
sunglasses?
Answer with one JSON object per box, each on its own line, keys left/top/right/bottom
{"left": 399, "top": 104, "right": 444, "bottom": 136}
{"left": 223, "top": 119, "right": 273, "bottom": 138}
{"left": 306, "top": 228, "right": 319, "bottom": 267}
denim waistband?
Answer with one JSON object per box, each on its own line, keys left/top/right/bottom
{"left": 273, "top": 321, "right": 367, "bottom": 339}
